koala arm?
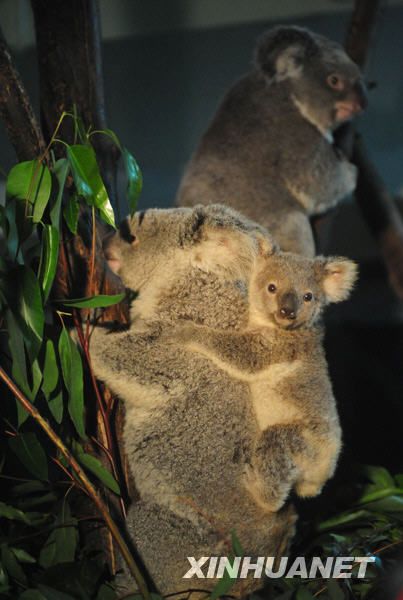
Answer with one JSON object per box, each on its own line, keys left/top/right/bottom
{"left": 288, "top": 140, "right": 357, "bottom": 214}
{"left": 167, "top": 323, "right": 279, "bottom": 375}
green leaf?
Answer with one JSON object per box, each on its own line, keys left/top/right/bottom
{"left": 231, "top": 530, "right": 244, "bottom": 556}
{"left": 0, "top": 501, "right": 30, "bottom": 524}
{"left": 6, "top": 267, "right": 45, "bottom": 362}
{"left": 5, "top": 310, "right": 30, "bottom": 425}
{"left": 6, "top": 160, "right": 52, "bottom": 223}
{"left": 48, "top": 392, "right": 64, "bottom": 424}
{"left": 63, "top": 195, "right": 79, "bottom": 234}
{"left": 91, "top": 128, "right": 122, "bottom": 151}
{"left": 51, "top": 158, "right": 69, "bottom": 227}
{"left": 75, "top": 448, "right": 120, "bottom": 495}
{"left": 395, "top": 474, "right": 403, "bottom": 487}
{"left": 366, "top": 495, "right": 403, "bottom": 512}
{"left": 363, "top": 465, "right": 395, "bottom": 489}
{"left": 38, "top": 225, "right": 59, "bottom": 302}
{"left": 42, "top": 340, "right": 59, "bottom": 398}
{"left": 123, "top": 148, "right": 142, "bottom": 216}
{"left": 9, "top": 433, "right": 48, "bottom": 481}
{"left": 1, "top": 545, "right": 26, "bottom": 585}
{"left": 11, "top": 548, "right": 36, "bottom": 564}
{"left": 59, "top": 293, "right": 125, "bottom": 309}
{"left": 318, "top": 509, "right": 371, "bottom": 531}
{"left": 39, "top": 504, "right": 77, "bottom": 568}
{"left": 67, "top": 145, "right": 115, "bottom": 227}
{"left": 58, "top": 328, "right": 86, "bottom": 439}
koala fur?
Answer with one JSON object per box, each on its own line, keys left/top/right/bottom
{"left": 176, "top": 25, "right": 367, "bottom": 256}
{"left": 169, "top": 250, "right": 358, "bottom": 511}
{"left": 91, "top": 204, "right": 296, "bottom": 596}
{"left": 89, "top": 205, "right": 357, "bottom": 595}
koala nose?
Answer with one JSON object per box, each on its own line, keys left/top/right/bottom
{"left": 279, "top": 292, "right": 298, "bottom": 320}
{"left": 280, "top": 307, "right": 296, "bottom": 320}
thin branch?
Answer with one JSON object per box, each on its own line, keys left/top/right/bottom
{"left": 0, "top": 364, "right": 150, "bottom": 600}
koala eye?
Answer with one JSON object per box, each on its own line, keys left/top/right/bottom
{"left": 326, "top": 74, "right": 344, "bottom": 91}
{"left": 268, "top": 283, "right": 277, "bottom": 294}
{"left": 303, "top": 292, "right": 313, "bottom": 302}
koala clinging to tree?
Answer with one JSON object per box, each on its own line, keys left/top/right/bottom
{"left": 89, "top": 204, "right": 357, "bottom": 595}
{"left": 91, "top": 205, "right": 297, "bottom": 596}
{"left": 177, "top": 25, "right": 367, "bottom": 256}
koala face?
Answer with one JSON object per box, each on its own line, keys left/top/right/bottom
{"left": 255, "top": 26, "right": 367, "bottom": 134}
{"left": 251, "top": 252, "right": 358, "bottom": 330}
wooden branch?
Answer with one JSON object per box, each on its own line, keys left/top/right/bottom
{"left": 0, "top": 28, "right": 45, "bottom": 160}
{"left": 341, "top": 0, "right": 403, "bottom": 298}
{"left": 30, "top": 0, "right": 120, "bottom": 205}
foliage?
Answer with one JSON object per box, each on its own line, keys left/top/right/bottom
{"left": 0, "top": 113, "right": 144, "bottom": 598}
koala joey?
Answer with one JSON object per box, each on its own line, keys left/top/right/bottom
{"left": 90, "top": 204, "right": 297, "bottom": 596}
{"left": 177, "top": 25, "right": 367, "bottom": 256}
{"left": 168, "top": 247, "right": 358, "bottom": 512}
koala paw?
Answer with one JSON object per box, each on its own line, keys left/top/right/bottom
{"left": 295, "top": 479, "right": 323, "bottom": 498}
{"left": 243, "top": 465, "right": 289, "bottom": 512}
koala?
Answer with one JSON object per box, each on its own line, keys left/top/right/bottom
{"left": 169, "top": 248, "right": 358, "bottom": 512}
{"left": 177, "top": 25, "right": 367, "bottom": 256}
{"left": 90, "top": 205, "right": 296, "bottom": 596}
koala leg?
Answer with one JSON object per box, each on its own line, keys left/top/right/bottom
{"left": 293, "top": 424, "right": 342, "bottom": 498}
{"left": 244, "top": 423, "right": 304, "bottom": 512}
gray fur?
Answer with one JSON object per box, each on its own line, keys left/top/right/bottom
{"left": 89, "top": 205, "right": 357, "bottom": 595}
{"left": 177, "top": 26, "right": 367, "bottom": 256}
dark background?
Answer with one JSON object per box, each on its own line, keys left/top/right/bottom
{"left": 0, "top": 0, "right": 402, "bottom": 471}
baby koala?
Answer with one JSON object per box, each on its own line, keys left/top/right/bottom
{"left": 170, "top": 247, "right": 358, "bottom": 511}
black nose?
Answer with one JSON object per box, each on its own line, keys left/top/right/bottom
{"left": 280, "top": 307, "right": 296, "bottom": 320}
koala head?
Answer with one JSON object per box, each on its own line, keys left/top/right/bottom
{"left": 103, "top": 204, "right": 274, "bottom": 298}
{"left": 250, "top": 251, "right": 358, "bottom": 330}
{"left": 255, "top": 25, "right": 367, "bottom": 134}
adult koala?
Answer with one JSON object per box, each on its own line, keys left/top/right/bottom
{"left": 90, "top": 205, "right": 296, "bottom": 596}
{"left": 177, "top": 26, "right": 367, "bottom": 255}
{"left": 89, "top": 204, "right": 357, "bottom": 595}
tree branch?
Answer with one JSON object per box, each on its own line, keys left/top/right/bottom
{"left": 0, "top": 28, "right": 45, "bottom": 160}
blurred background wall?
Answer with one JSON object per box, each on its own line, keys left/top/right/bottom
{"left": 0, "top": 0, "right": 402, "bottom": 470}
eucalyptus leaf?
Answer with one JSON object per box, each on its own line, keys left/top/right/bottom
{"left": 19, "top": 590, "right": 47, "bottom": 600}
{"left": 59, "top": 293, "right": 125, "bottom": 309}
{"left": 58, "top": 328, "right": 86, "bottom": 439}
{"left": 42, "top": 340, "right": 59, "bottom": 398}
{"left": 75, "top": 448, "right": 120, "bottom": 495}
{"left": 6, "top": 160, "right": 52, "bottom": 223}
{"left": 0, "top": 501, "right": 30, "bottom": 524}
{"left": 363, "top": 465, "right": 395, "bottom": 489}
{"left": 11, "top": 548, "right": 36, "bottom": 564}
{"left": 48, "top": 392, "right": 63, "bottom": 424}
{"left": 9, "top": 433, "right": 48, "bottom": 481}
{"left": 1, "top": 545, "right": 27, "bottom": 585}
{"left": 38, "top": 225, "right": 59, "bottom": 302}
{"left": 39, "top": 504, "right": 77, "bottom": 568}
{"left": 123, "top": 148, "right": 142, "bottom": 216}
{"left": 63, "top": 195, "right": 79, "bottom": 235}
{"left": 51, "top": 158, "right": 69, "bottom": 227}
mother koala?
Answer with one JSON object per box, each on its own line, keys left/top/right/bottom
{"left": 90, "top": 204, "right": 296, "bottom": 596}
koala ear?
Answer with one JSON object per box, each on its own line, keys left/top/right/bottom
{"left": 256, "top": 233, "right": 278, "bottom": 257}
{"left": 254, "top": 26, "right": 319, "bottom": 80}
{"left": 319, "top": 258, "right": 358, "bottom": 303}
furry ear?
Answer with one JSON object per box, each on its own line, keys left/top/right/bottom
{"left": 256, "top": 232, "right": 278, "bottom": 257}
{"left": 319, "top": 258, "right": 358, "bottom": 303}
{"left": 254, "top": 25, "right": 319, "bottom": 80}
